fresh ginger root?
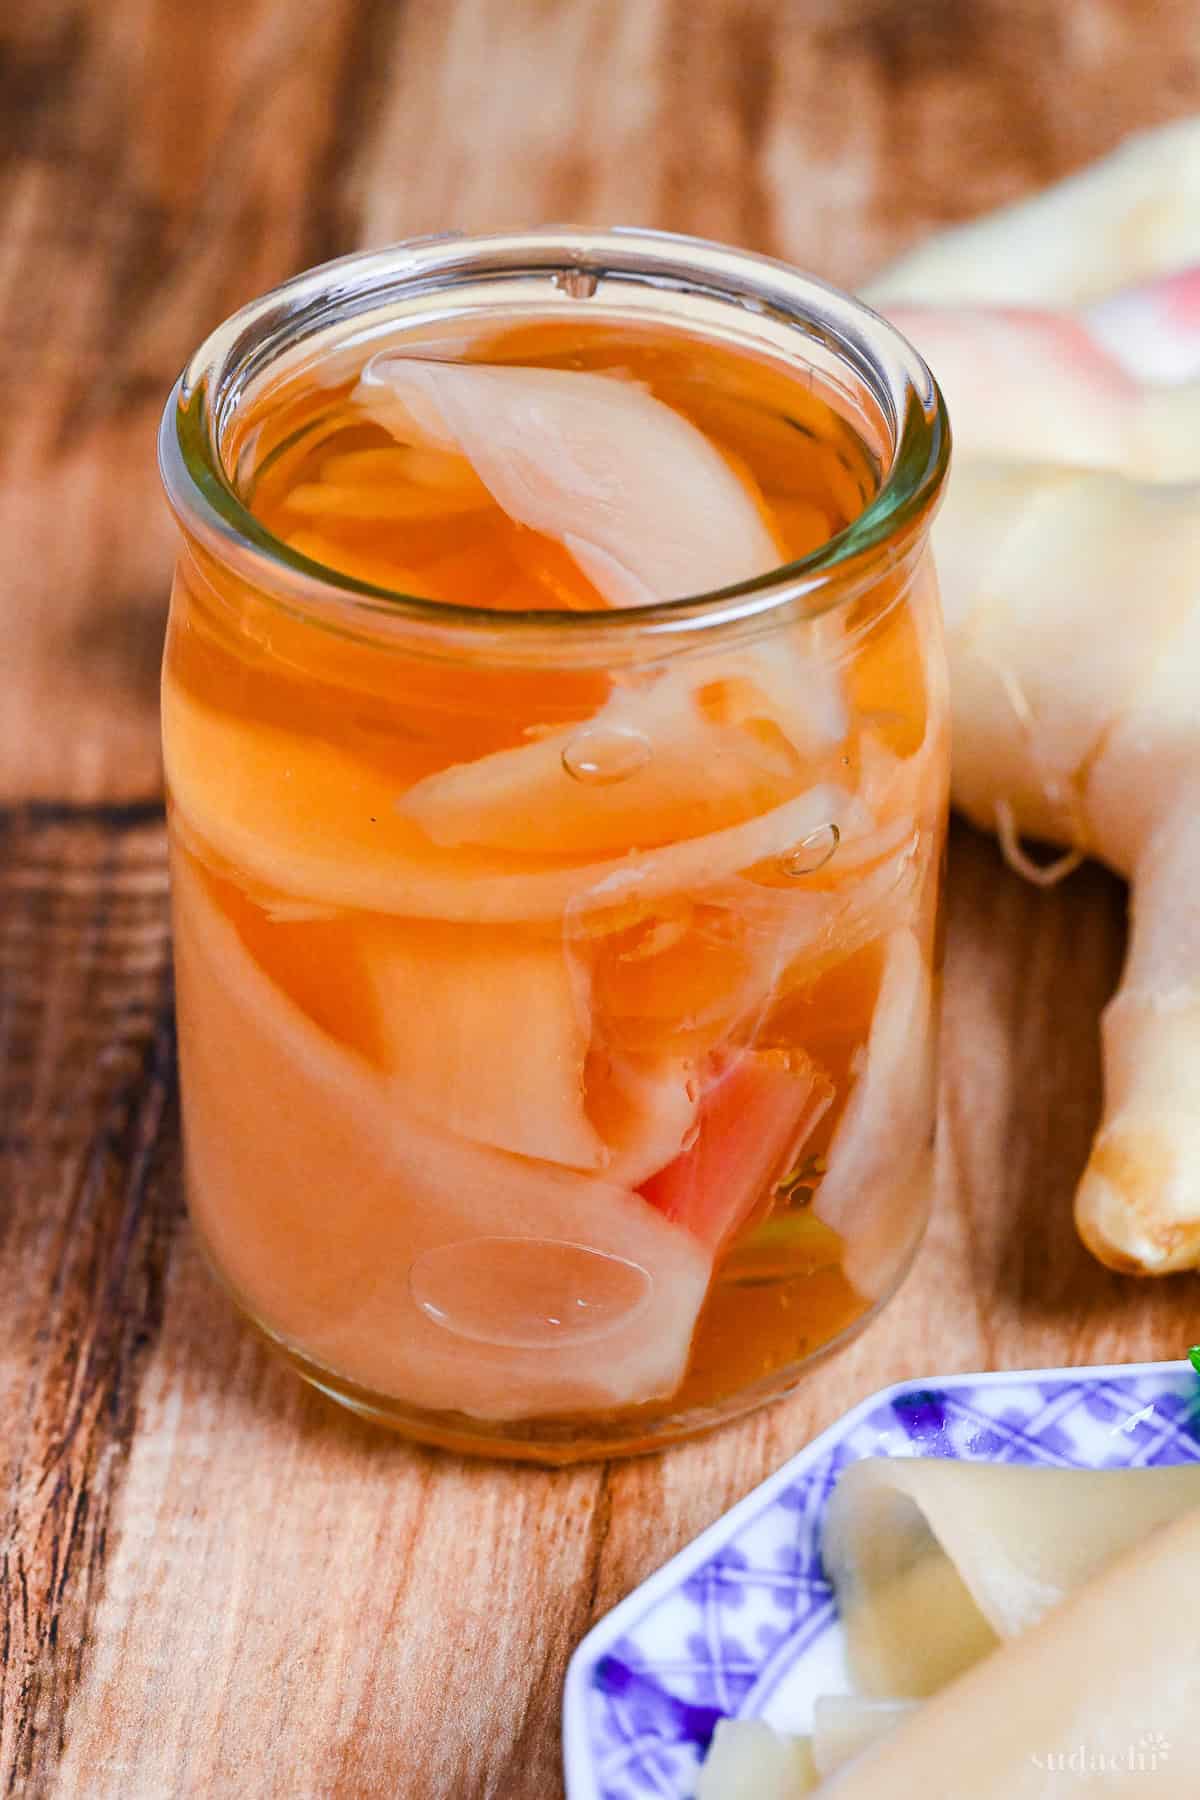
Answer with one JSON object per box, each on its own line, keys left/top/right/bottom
{"left": 865, "top": 121, "right": 1200, "bottom": 1275}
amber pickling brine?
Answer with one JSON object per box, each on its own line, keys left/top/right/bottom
{"left": 158, "top": 231, "right": 950, "bottom": 1460}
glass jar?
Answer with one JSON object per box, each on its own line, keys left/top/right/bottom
{"left": 158, "top": 229, "right": 950, "bottom": 1462}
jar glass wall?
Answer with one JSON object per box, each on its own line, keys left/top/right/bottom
{"left": 159, "top": 230, "right": 950, "bottom": 1462}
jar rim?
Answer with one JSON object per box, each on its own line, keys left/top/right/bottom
{"left": 158, "top": 226, "right": 949, "bottom": 647}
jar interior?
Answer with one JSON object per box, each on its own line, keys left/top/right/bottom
{"left": 227, "top": 308, "right": 889, "bottom": 618}
{"left": 218, "top": 270, "right": 898, "bottom": 491}
{"left": 164, "top": 232, "right": 947, "bottom": 648}
{"left": 161, "top": 235, "right": 949, "bottom": 1459}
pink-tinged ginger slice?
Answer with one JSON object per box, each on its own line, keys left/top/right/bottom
{"left": 1083, "top": 265, "right": 1200, "bottom": 385}
{"left": 170, "top": 851, "right": 710, "bottom": 1420}
{"left": 642, "top": 1047, "right": 834, "bottom": 1251}
{"left": 357, "top": 917, "right": 606, "bottom": 1169}
{"left": 354, "top": 357, "right": 781, "bottom": 604}
{"left": 813, "top": 929, "right": 934, "bottom": 1299}
{"left": 887, "top": 303, "right": 1141, "bottom": 471}
{"left": 889, "top": 297, "right": 1200, "bottom": 480}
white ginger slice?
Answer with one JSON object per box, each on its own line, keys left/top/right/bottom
{"left": 355, "top": 356, "right": 781, "bottom": 602}
{"left": 932, "top": 461, "right": 1200, "bottom": 849}
{"left": 352, "top": 351, "right": 856, "bottom": 915}
{"left": 695, "top": 1719, "right": 818, "bottom": 1799}
{"left": 821, "top": 1456, "right": 1200, "bottom": 1700}
{"left": 171, "top": 851, "right": 710, "bottom": 1418}
{"left": 866, "top": 116, "right": 1200, "bottom": 308}
{"left": 359, "top": 918, "right": 605, "bottom": 1169}
{"left": 813, "top": 929, "right": 934, "bottom": 1299}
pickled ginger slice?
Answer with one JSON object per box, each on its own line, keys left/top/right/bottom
{"left": 824, "top": 1504, "right": 1200, "bottom": 1798}
{"left": 643, "top": 1048, "right": 834, "bottom": 1250}
{"left": 356, "top": 355, "right": 848, "bottom": 751}
{"left": 360, "top": 918, "right": 606, "bottom": 1169}
{"left": 171, "top": 851, "right": 710, "bottom": 1418}
{"left": 696, "top": 1719, "right": 819, "bottom": 1799}
{"left": 584, "top": 885, "right": 839, "bottom": 1061}
{"left": 691, "top": 636, "right": 848, "bottom": 758}
{"left": 584, "top": 1048, "right": 699, "bottom": 1186}
{"left": 164, "top": 673, "right": 856, "bottom": 922}
{"left": 399, "top": 672, "right": 808, "bottom": 857}
{"left": 355, "top": 358, "right": 782, "bottom": 603}
{"left": 855, "top": 728, "right": 942, "bottom": 844}
{"left": 822, "top": 1456, "right": 1200, "bottom": 1700}
{"left": 319, "top": 445, "right": 490, "bottom": 496}
{"left": 811, "top": 1696, "right": 919, "bottom": 1777}
{"left": 813, "top": 929, "right": 933, "bottom": 1299}
{"left": 693, "top": 1702, "right": 917, "bottom": 1797}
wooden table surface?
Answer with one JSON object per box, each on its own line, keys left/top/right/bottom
{"left": 5, "top": 3, "right": 1200, "bottom": 1795}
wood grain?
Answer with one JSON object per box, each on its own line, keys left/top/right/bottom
{"left": 0, "top": 806, "right": 176, "bottom": 1797}
{"left": 4, "top": 3, "right": 1200, "bottom": 1796}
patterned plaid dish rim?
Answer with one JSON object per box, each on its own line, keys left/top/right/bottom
{"left": 562, "top": 1360, "right": 1200, "bottom": 1800}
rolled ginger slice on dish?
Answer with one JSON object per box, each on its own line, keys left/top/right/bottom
{"left": 170, "top": 850, "right": 710, "bottom": 1420}
{"left": 822, "top": 1501, "right": 1200, "bottom": 1797}
{"left": 821, "top": 1455, "right": 1200, "bottom": 1698}
{"left": 760, "top": 1459, "right": 1200, "bottom": 1790}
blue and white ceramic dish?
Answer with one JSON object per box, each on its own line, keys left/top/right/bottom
{"left": 562, "top": 1360, "right": 1200, "bottom": 1800}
